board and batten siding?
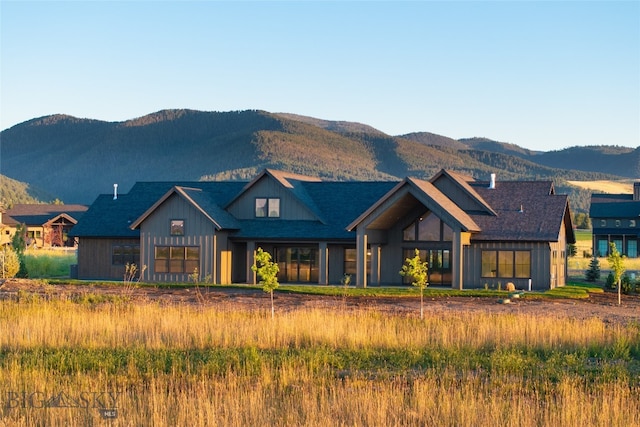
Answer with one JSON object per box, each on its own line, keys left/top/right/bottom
{"left": 77, "top": 237, "right": 139, "bottom": 280}
{"left": 138, "top": 193, "right": 231, "bottom": 283}
{"left": 463, "top": 241, "right": 551, "bottom": 290}
{"left": 226, "top": 176, "right": 317, "bottom": 220}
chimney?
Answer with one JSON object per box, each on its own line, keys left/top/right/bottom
{"left": 489, "top": 173, "right": 496, "bottom": 189}
{"left": 634, "top": 182, "right": 640, "bottom": 201}
{"left": 113, "top": 184, "right": 118, "bottom": 200}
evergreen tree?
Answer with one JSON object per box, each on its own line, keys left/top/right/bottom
{"left": 585, "top": 257, "right": 600, "bottom": 282}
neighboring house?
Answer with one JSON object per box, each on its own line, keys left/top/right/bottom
{"left": 70, "top": 169, "right": 574, "bottom": 290}
{"left": 0, "top": 204, "right": 88, "bottom": 248}
{"left": 589, "top": 182, "right": 640, "bottom": 258}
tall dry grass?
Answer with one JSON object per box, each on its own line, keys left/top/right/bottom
{"left": 0, "top": 298, "right": 638, "bottom": 426}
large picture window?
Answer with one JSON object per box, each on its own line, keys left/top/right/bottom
{"left": 255, "top": 198, "right": 280, "bottom": 218}
{"left": 155, "top": 246, "right": 199, "bottom": 274}
{"left": 482, "top": 250, "right": 530, "bottom": 279}
{"left": 403, "top": 212, "right": 452, "bottom": 242}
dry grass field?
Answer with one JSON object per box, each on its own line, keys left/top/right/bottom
{"left": 566, "top": 180, "right": 635, "bottom": 194}
{"left": 0, "top": 280, "right": 638, "bottom": 426}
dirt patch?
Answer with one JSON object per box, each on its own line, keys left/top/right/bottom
{"left": 1, "top": 279, "right": 639, "bottom": 325}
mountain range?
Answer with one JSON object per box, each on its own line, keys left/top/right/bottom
{"left": 1, "top": 109, "right": 638, "bottom": 214}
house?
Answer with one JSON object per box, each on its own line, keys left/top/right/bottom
{"left": 70, "top": 169, "right": 574, "bottom": 290}
{"left": 0, "top": 204, "right": 88, "bottom": 248}
{"left": 589, "top": 182, "right": 640, "bottom": 258}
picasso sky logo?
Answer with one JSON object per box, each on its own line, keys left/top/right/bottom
{"left": 4, "top": 391, "right": 120, "bottom": 419}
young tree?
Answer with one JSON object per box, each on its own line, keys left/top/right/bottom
{"left": 11, "top": 223, "right": 27, "bottom": 257}
{"left": 1, "top": 246, "right": 20, "bottom": 279}
{"left": 399, "top": 249, "right": 429, "bottom": 319}
{"left": 607, "top": 242, "right": 626, "bottom": 306}
{"left": 251, "top": 247, "right": 280, "bottom": 319}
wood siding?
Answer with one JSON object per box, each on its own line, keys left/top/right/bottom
{"left": 77, "top": 237, "right": 139, "bottom": 280}
{"left": 138, "top": 193, "right": 231, "bottom": 283}
{"left": 463, "top": 241, "right": 551, "bottom": 290}
{"left": 226, "top": 175, "right": 317, "bottom": 220}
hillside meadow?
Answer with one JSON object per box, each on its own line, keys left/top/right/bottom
{"left": 0, "top": 291, "right": 638, "bottom": 426}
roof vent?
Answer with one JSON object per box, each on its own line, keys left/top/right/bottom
{"left": 519, "top": 204, "right": 524, "bottom": 213}
{"left": 489, "top": 173, "right": 496, "bottom": 189}
{"left": 113, "top": 184, "right": 118, "bottom": 200}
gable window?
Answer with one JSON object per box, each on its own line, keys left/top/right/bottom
{"left": 255, "top": 198, "right": 280, "bottom": 218}
{"left": 482, "top": 250, "right": 530, "bottom": 279}
{"left": 155, "top": 246, "right": 199, "bottom": 274}
{"left": 170, "top": 220, "right": 184, "bottom": 236}
{"left": 403, "top": 212, "right": 452, "bottom": 242}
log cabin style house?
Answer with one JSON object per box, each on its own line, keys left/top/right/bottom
{"left": 70, "top": 169, "right": 575, "bottom": 290}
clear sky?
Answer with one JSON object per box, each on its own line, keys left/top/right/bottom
{"left": 1, "top": 1, "right": 638, "bottom": 152}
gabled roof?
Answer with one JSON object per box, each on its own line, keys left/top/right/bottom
{"left": 590, "top": 193, "right": 640, "bottom": 218}
{"left": 224, "top": 169, "right": 325, "bottom": 222}
{"left": 71, "top": 181, "right": 245, "bottom": 238}
{"left": 347, "top": 177, "right": 480, "bottom": 232}
{"left": 430, "top": 169, "right": 497, "bottom": 216}
{"left": 130, "top": 186, "right": 239, "bottom": 230}
{"left": 469, "top": 181, "right": 573, "bottom": 242}
{"left": 2, "top": 204, "right": 87, "bottom": 227}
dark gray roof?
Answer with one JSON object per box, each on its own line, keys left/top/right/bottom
{"left": 70, "top": 181, "right": 245, "bottom": 238}
{"left": 590, "top": 193, "right": 640, "bottom": 218}
{"left": 234, "top": 181, "right": 397, "bottom": 240}
{"left": 469, "top": 181, "right": 572, "bottom": 242}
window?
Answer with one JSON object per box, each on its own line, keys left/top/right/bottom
{"left": 170, "top": 220, "right": 184, "bottom": 236}
{"left": 630, "top": 220, "right": 636, "bottom": 228}
{"left": 628, "top": 240, "right": 637, "bottom": 258}
{"left": 600, "top": 220, "right": 606, "bottom": 227}
{"left": 403, "top": 212, "right": 452, "bottom": 242}
{"left": 615, "top": 220, "right": 621, "bottom": 228}
{"left": 255, "top": 198, "right": 280, "bottom": 218}
{"left": 112, "top": 245, "right": 140, "bottom": 266}
{"left": 154, "top": 246, "right": 199, "bottom": 274}
{"left": 482, "top": 250, "right": 530, "bottom": 279}
{"left": 344, "top": 248, "right": 370, "bottom": 276}
{"left": 597, "top": 240, "right": 608, "bottom": 257}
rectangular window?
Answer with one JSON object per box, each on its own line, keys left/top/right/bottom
{"left": 514, "top": 251, "right": 531, "bottom": 278}
{"left": 154, "top": 246, "right": 199, "bottom": 274}
{"left": 600, "top": 219, "right": 606, "bottom": 227}
{"left": 628, "top": 240, "right": 638, "bottom": 258}
{"left": 482, "top": 250, "right": 530, "bottom": 279}
{"left": 170, "top": 220, "right": 184, "bottom": 236}
{"left": 498, "top": 251, "right": 514, "bottom": 278}
{"left": 630, "top": 220, "right": 636, "bottom": 228}
{"left": 597, "top": 240, "right": 608, "bottom": 257}
{"left": 112, "top": 244, "right": 140, "bottom": 266}
{"left": 481, "top": 251, "right": 497, "bottom": 278}
{"left": 255, "top": 198, "right": 280, "bottom": 218}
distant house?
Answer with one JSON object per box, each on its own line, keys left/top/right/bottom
{"left": 71, "top": 169, "right": 574, "bottom": 290}
{"left": 589, "top": 182, "right": 640, "bottom": 258}
{"left": 0, "top": 204, "right": 88, "bottom": 248}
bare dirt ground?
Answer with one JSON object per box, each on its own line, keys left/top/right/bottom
{"left": 1, "top": 279, "right": 639, "bottom": 325}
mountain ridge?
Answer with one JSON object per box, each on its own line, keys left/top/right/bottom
{"left": 1, "top": 109, "right": 635, "bottom": 215}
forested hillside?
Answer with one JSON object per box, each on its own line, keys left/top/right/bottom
{"left": 0, "top": 174, "right": 53, "bottom": 207}
{"left": 0, "top": 109, "right": 633, "bottom": 215}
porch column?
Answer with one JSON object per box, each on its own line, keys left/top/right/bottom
{"left": 370, "top": 244, "right": 381, "bottom": 286}
{"left": 318, "top": 242, "right": 329, "bottom": 285}
{"left": 246, "top": 241, "right": 256, "bottom": 285}
{"left": 451, "top": 230, "right": 464, "bottom": 290}
{"left": 356, "top": 228, "right": 368, "bottom": 288}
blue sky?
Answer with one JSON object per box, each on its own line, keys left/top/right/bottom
{"left": 1, "top": 1, "right": 638, "bottom": 152}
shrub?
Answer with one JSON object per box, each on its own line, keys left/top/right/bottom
{"left": 605, "top": 272, "right": 616, "bottom": 290}
{"left": 620, "top": 274, "right": 634, "bottom": 295}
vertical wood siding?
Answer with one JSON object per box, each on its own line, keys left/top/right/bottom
{"left": 77, "top": 238, "right": 139, "bottom": 280}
